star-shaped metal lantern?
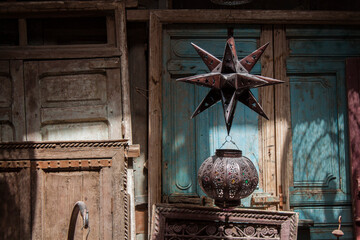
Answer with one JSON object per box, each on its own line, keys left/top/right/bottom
{"left": 177, "top": 30, "right": 284, "bottom": 134}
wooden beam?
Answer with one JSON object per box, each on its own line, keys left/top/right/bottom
{"left": 116, "top": 2, "right": 133, "bottom": 142}
{"left": 0, "top": 1, "right": 119, "bottom": 14}
{"left": 148, "top": 11, "right": 162, "bottom": 226}
{"left": 0, "top": 47, "right": 121, "bottom": 60}
{"left": 125, "top": 0, "right": 138, "bottom": 8}
{"left": 274, "top": 25, "right": 293, "bottom": 211}
{"left": 259, "top": 25, "right": 277, "bottom": 209}
{"left": 127, "top": 10, "right": 360, "bottom": 24}
{"left": 151, "top": 10, "right": 360, "bottom": 25}
{"left": 126, "top": 9, "right": 149, "bottom": 22}
{"left": 18, "top": 19, "right": 27, "bottom": 46}
{"left": 125, "top": 144, "right": 141, "bottom": 158}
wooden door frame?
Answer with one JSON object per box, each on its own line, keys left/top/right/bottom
{"left": 148, "top": 9, "right": 360, "bottom": 216}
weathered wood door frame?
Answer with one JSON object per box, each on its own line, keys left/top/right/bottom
{"left": 0, "top": 1, "right": 132, "bottom": 141}
{"left": 148, "top": 10, "right": 360, "bottom": 219}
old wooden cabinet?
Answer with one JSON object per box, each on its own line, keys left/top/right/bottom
{"left": 0, "top": 140, "right": 129, "bottom": 240}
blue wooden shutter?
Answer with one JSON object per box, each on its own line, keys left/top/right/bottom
{"left": 287, "top": 26, "right": 360, "bottom": 239}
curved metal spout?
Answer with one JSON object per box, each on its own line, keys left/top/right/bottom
{"left": 67, "top": 201, "right": 90, "bottom": 240}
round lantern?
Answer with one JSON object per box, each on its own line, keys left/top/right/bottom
{"left": 198, "top": 149, "right": 258, "bottom": 208}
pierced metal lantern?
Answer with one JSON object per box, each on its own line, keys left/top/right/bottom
{"left": 198, "top": 149, "right": 258, "bottom": 208}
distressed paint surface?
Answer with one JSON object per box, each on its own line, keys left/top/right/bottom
{"left": 346, "top": 58, "right": 360, "bottom": 239}
{"left": 162, "top": 25, "right": 261, "bottom": 207}
{"left": 287, "top": 26, "right": 360, "bottom": 239}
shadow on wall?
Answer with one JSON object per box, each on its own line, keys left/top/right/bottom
{"left": 0, "top": 148, "right": 36, "bottom": 240}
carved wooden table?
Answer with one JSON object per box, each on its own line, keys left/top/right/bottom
{"left": 151, "top": 204, "right": 298, "bottom": 240}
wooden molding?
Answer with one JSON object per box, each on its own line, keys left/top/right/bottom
{"left": 0, "top": 139, "right": 128, "bottom": 149}
{"left": 148, "top": 12, "right": 163, "bottom": 228}
{"left": 0, "top": 1, "right": 120, "bottom": 14}
{"left": 128, "top": 9, "right": 360, "bottom": 24}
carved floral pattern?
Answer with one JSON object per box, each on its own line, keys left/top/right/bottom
{"left": 165, "top": 220, "right": 280, "bottom": 239}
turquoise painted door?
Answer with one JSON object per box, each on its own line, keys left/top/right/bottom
{"left": 287, "top": 26, "right": 360, "bottom": 239}
{"left": 162, "top": 25, "right": 262, "bottom": 206}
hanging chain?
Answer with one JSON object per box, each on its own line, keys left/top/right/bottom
{"left": 219, "top": 135, "right": 240, "bottom": 150}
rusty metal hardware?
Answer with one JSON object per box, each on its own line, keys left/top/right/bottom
{"left": 0, "top": 159, "right": 112, "bottom": 169}
{"left": 332, "top": 216, "right": 344, "bottom": 239}
{"left": 68, "top": 201, "right": 90, "bottom": 240}
{"left": 36, "top": 159, "right": 112, "bottom": 169}
{"left": 198, "top": 149, "right": 258, "bottom": 208}
{"left": 177, "top": 28, "right": 284, "bottom": 133}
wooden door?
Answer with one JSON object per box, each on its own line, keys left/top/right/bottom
{"left": 24, "top": 57, "right": 123, "bottom": 141}
{"left": 346, "top": 58, "right": 360, "bottom": 240}
{"left": 286, "top": 26, "right": 360, "bottom": 239}
{"left": 0, "top": 140, "right": 129, "bottom": 240}
{"left": 0, "top": 60, "right": 25, "bottom": 142}
{"left": 162, "top": 25, "right": 262, "bottom": 206}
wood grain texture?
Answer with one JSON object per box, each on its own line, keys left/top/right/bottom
{"left": 24, "top": 58, "right": 122, "bottom": 141}
{"left": 0, "top": 47, "right": 121, "bottom": 60}
{"left": 0, "top": 1, "right": 120, "bottom": 14}
{"left": 106, "top": 16, "right": 116, "bottom": 46}
{"left": 18, "top": 19, "right": 27, "bottom": 46}
{"left": 0, "top": 140, "right": 129, "bottom": 240}
{"left": 148, "top": 12, "right": 162, "bottom": 224}
{"left": 346, "top": 58, "right": 360, "bottom": 240}
{"left": 116, "top": 2, "right": 132, "bottom": 142}
{"left": 125, "top": 0, "right": 138, "bottom": 8}
{"left": 152, "top": 10, "right": 360, "bottom": 24}
{"left": 273, "top": 25, "right": 292, "bottom": 211}
{"left": 259, "top": 25, "right": 277, "bottom": 207}
{"left": 10, "top": 60, "right": 26, "bottom": 141}
{"left": 24, "top": 61, "right": 41, "bottom": 141}
{"left": 127, "top": 10, "right": 360, "bottom": 24}
{"left": 126, "top": 10, "right": 149, "bottom": 22}
{"left": 0, "top": 169, "right": 31, "bottom": 240}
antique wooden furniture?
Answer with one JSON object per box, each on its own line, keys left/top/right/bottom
{"left": 0, "top": 140, "right": 132, "bottom": 240}
{"left": 150, "top": 204, "right": 298, "bottom": 239}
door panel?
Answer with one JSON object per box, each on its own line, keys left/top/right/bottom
{"left": 0, "top": 60, "right": 26, "bottom": 142}
{"left": 162, "top": 25, "right": 262, "bottom": 206}
{"left": 346, "top": 58, "right": 360, "bottom": 239}
{"left": 0, "top": 141, "right": 128, "bottom": 240}
{"left": 24, "top": 58, "right": 122, "bottom": 141}
{"left": 287, "top": 26, "right": 360, "bottom": 239}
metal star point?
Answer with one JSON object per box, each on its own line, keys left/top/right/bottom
{"left": 177, "top": 33, "right": 284, "bottom": 134}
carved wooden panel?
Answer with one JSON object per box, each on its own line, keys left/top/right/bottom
{"left": 0, "top": 60, "right": 26, "bottom": 142}
{"left": 0, "top": 140, "right": 129, "bottom": 240}
{"left": 151, "top": 204, "right": 298, "bottom": 240}
{"left": 24, "top": 58, "right": 122, "bottom": 141}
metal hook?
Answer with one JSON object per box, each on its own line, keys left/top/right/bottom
{"left": 219, "top": 135, "right": 240, "bottom": 150}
